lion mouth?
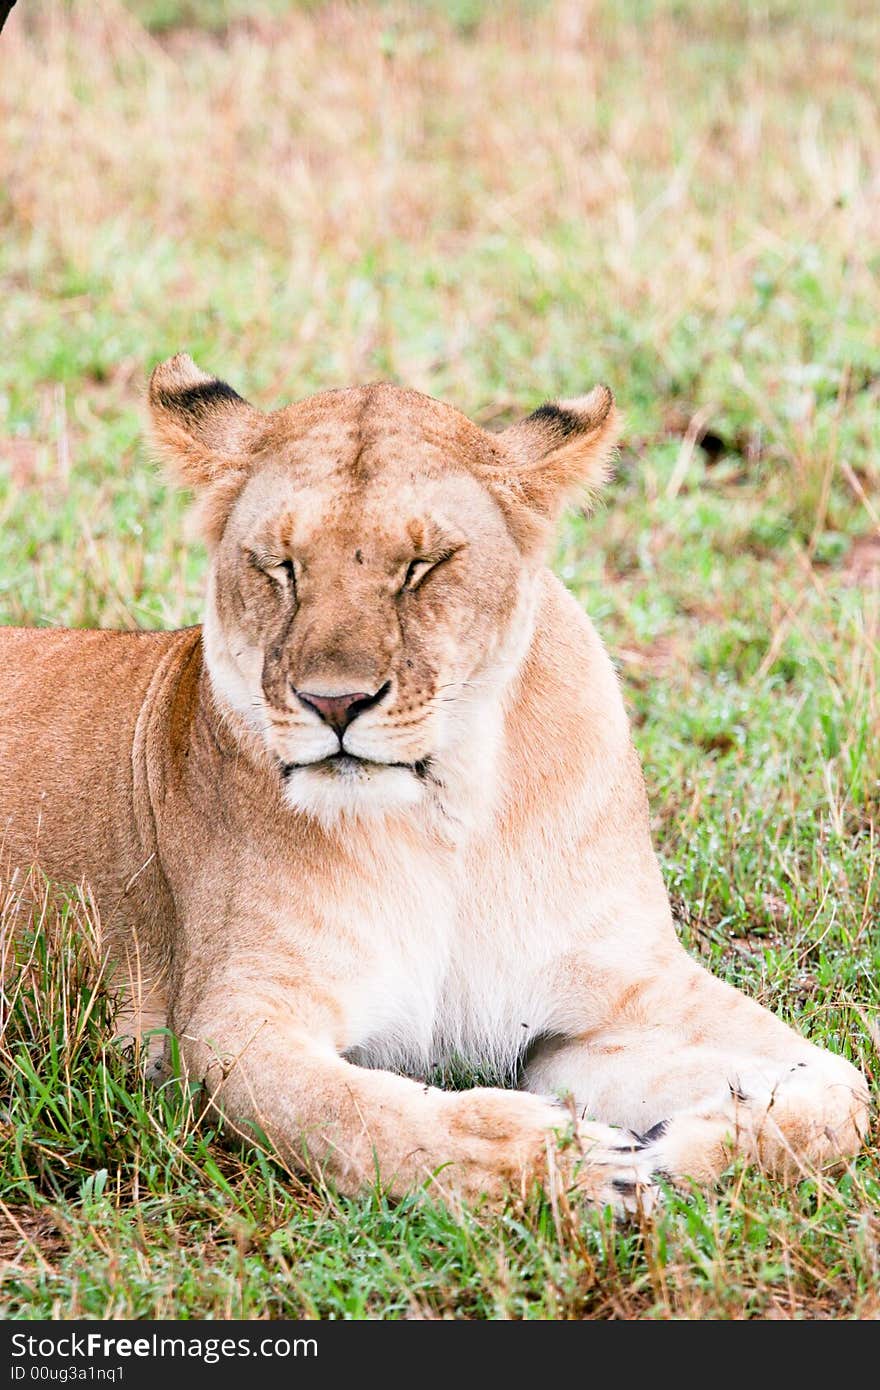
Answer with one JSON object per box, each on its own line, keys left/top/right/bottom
{"left": 280, "top": 753, "right": 432, "bottom": 780}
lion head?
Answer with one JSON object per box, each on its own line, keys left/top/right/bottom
{"left": 149, "top": 355, "right": 619, "bottom": 825}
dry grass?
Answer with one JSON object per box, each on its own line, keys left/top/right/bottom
{"left": 4, "top": 1, "right": 880, "bottom": 404}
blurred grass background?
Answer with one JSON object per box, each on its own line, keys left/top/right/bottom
{"left": 1, "top": 0, "right": 878, "bottom": 1318}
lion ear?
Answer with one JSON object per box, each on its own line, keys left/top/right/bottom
{"left": 492, "top": 385, "right": 621, "bottom": 549}
{"left": 148, "top": 354, "right": 262, "bottom": 544}
{"left": 148, "top": 354, "right": 259, "bottom": 484}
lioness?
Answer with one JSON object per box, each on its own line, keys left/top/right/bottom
{"left": 0, "top": 356, "right": 868, "bottom": 1210}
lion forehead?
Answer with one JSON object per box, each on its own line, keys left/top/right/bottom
{"left": 231, "top": 458, "right": 510, "bottom": 570}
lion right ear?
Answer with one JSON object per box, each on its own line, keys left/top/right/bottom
{"left": 148, "top": 354, "right": 261, "bottom": 543}
{"left": 148, "top": 354, "right": 258, "bottom": 484}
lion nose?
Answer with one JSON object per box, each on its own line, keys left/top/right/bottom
{"left": 294, "top": 682, "right": 389, "bottom": 738}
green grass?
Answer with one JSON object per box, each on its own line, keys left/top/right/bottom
{"left": 1, "top": 0, "right": 878, "bottom": 1319}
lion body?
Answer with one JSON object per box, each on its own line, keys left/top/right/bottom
{"left": 0, "top": 362, "right": 868, "bottom": 1207}
{"left": 0, "top": 576, "right": 659, "bottom": 1083}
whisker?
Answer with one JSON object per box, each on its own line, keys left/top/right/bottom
{"left": 434, "top": 677, "right": 493, "bottom": 694}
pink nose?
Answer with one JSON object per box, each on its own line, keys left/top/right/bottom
{"left": 294, "top": 688, "right": 381, "bottom": 738}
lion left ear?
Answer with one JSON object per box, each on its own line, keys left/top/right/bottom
{"left": 492, "top": 385, "right": 621, "bottom": 548}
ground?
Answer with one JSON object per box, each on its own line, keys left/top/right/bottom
{"left": 1, "top": 0, "right": 878, "bottom": 1319}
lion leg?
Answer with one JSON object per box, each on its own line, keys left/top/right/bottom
{"left": 522, "top": 955, "right": 869, "bottom": 1183}
{"left": 175, "top": 1000, "right": 658, "bottom": 1211}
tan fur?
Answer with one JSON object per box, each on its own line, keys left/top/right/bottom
{"left": 0, "top": 359, "right": 868, "bottom": 1211}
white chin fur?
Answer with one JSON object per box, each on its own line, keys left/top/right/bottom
{"left": 282, "top": 761, "right": 423, "bottom": 826}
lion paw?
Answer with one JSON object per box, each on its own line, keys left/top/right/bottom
{"left": 635, "top": 1057, "right": 869, "bottom": 1183}
{"left": 569, "top": 1121, "right": 663, "bottom": 1216}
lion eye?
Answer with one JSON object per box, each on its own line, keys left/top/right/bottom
{"left": 400, "top": 548, "right": 460, "bottom": 594}
{"left": 402, "top": 558, "right": 434, "bottom": 591}
{"left": 247, "top": 549, "right": 297, "bottom": 597}
{"left": 271, "top": 558, "right": 297, "bottom": 596}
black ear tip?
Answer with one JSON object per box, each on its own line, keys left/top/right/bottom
{"left": 526, "top": 402, "right": 584, "bottom": 438}
{"left": 559, "top": 384, "right": 615, "bottom": 429}
{"left": 149, "top": 356, "right": 247, "bottom": 418}
{"left": 158, "top": 379, "right": 247, "bottom": 421}
{"left": 524, "top": 384, "right": 616, "bottom": 440}
{"left": 149, "top": 353, "right": 205, "bottom": 403}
